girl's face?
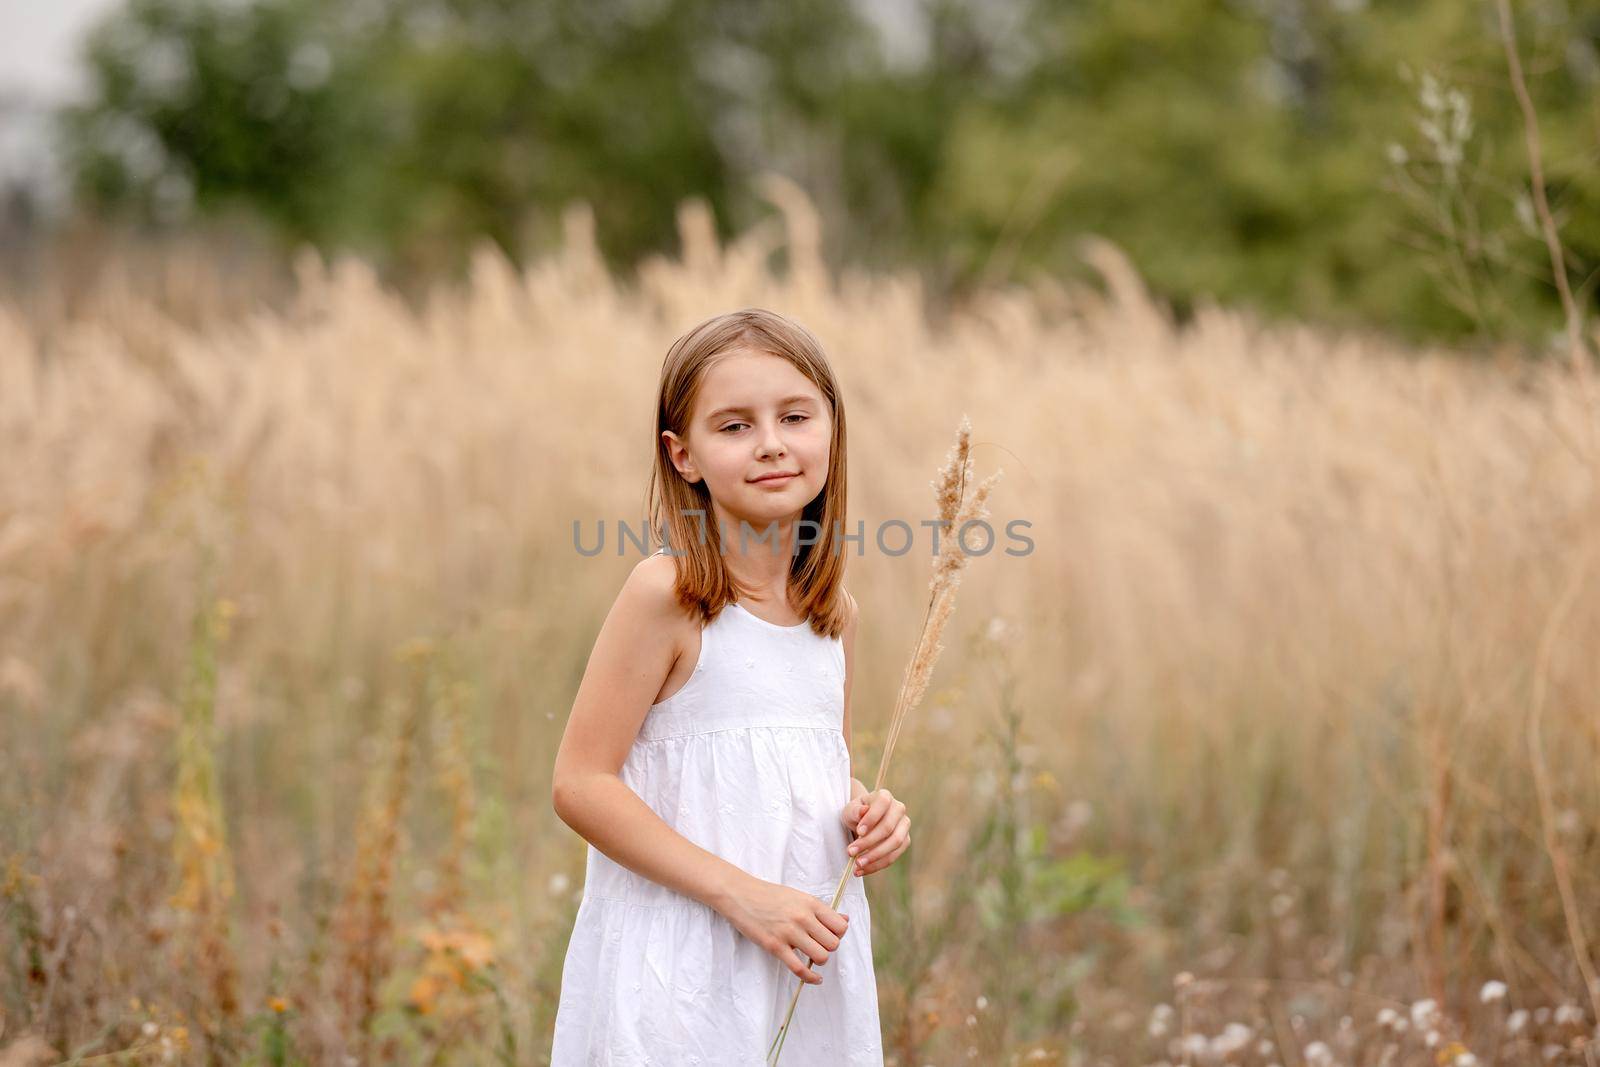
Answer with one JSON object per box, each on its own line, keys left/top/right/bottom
{"left": 662, "top": 349, "right": 832, "bottom": 535}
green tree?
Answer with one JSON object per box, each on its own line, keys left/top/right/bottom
{"left": 62, "top": 0, "right": 376, "bottom": 238}
{"left": 927, "top": 0, "right": 1599, "bottom": 345}
{"left": 58, "top": 0, "right": 1599, "bottom": 349}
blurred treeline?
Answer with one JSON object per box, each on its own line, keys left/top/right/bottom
{"left": 45, "top": 0, "right": 1600, "bottom": 347}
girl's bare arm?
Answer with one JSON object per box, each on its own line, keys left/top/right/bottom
{"left": 551, "top": 553, "right": 749, "bottom": 912}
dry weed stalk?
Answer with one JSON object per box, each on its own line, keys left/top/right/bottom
{"left": 1492, "top": 0, "right": 1591, "bottom": 377}
{"left": 432, "top": 677, "right": 476, "bottom": 919}
{"left": 330, "top": 640, "right": 429, "bottom": 1058}
{"left": 768, "top": 415, "right": 1002, "bottom": 1065}
{"left": 1493, "top": 0, "right": 1600, "bottom": 1028}
{"left": 406, "top": 671, "right": 499, "bottom": 1028}
{"left": 169, "top": 591, "right": 241, "bottom": 1043}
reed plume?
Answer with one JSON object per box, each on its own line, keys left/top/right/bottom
{"left": 768, "top": 414, "right": 1002, "bottom": 1065}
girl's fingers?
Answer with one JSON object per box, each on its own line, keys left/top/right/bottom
{"left": 860, "top": 841, "right": 907, "bottom": 875}
{"left": 804, "top": 913, "right": 842, "bottom": 952}
{"left": 848, "top": 798, "right": 906, "bottom": 856}
{"left": 869, "top": 790, "right": 895, "bottom": 828}
{"left": 856, "top": 816, "right": 910, "bottom": 873}
{"left": 841, "top": 798, "right": 866, "bottom": 829}
{"left": 852, "top": 792, "right": 886, "bottom": 835}
{"left": 871, "top": 837, "right": 909, "bottom": 874}
{"left": 852, "top": 790, "right": 888, "bottom": 835}
{"left": 814, "top": 905, "right": 849, "bottom": 939}
{"left": 796, "top": 931, "right": 831, "bottom": 970}
{"left": 859, "top": 821, "right": 905, "bottom": 867}
{"left": 788, "top": 949, "right": 823, "bottom": 984}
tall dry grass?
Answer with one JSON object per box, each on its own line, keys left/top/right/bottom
{"left": 1, "top": 186, "right": 1598, "bottom": 1064}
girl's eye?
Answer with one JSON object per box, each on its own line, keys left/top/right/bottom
{"left": 719, "top": 415, "right": 808, "bottom": 433}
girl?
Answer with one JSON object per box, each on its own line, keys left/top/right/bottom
{"left": 550, "top": 308, "right": 912, "bottom": 1065}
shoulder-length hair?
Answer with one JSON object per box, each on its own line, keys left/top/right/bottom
{"left": 645, "top": 307, "right": 850, "bottom": 639}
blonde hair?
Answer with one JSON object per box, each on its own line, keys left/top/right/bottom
{"left": 646, "top": 307, "right": 850, "bottom": 638}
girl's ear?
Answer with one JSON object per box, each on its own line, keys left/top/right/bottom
{"left": 661, "top": 430, "right": 699, "bottom": 483}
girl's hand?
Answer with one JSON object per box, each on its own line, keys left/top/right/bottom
{"left": 839, "top": 788, "right": 910, "bottom": 877}
{"left": 719, "top": 874, "right": 850, "bottom": 985}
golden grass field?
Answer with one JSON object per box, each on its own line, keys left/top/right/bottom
{"left": 2, "top": 190, "right": 1599, "bottom": 1065}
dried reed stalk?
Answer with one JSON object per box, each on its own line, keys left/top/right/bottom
{"left": 170, "top": 590, "right": 241, "bottom": 1040}
{"left": 331, "top": 641, "right": 429, "bottom": 1058}
{"left": 767, "top": 415, "right": 1002, "bottom": 1065}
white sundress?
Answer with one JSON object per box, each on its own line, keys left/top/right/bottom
{"left": 550, "top": 582, "right": 884, "bottom": 1066}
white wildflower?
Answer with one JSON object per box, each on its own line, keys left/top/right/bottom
{"left": 1420, "top": 72, "right": 1443, "bottom": 112}
{"left": 1209, "top": 1023, "right": 1253, "bottom": 1056}
{"left": 1411, "top": 998, "right": 1441, "bottom": 1029}
{"left": 1514, "top": 190, "right": 1537, "bottom": 235}
{"left": 1064, "top": 799, "right": 1093, "bottom": 832}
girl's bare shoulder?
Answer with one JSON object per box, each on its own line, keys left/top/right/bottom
{"left": 614, "top": 552, "right": 700, "bottom": 646}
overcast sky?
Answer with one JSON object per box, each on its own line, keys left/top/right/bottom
{"left": 1, "top": 0, "right": 122, "bottom": 104}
